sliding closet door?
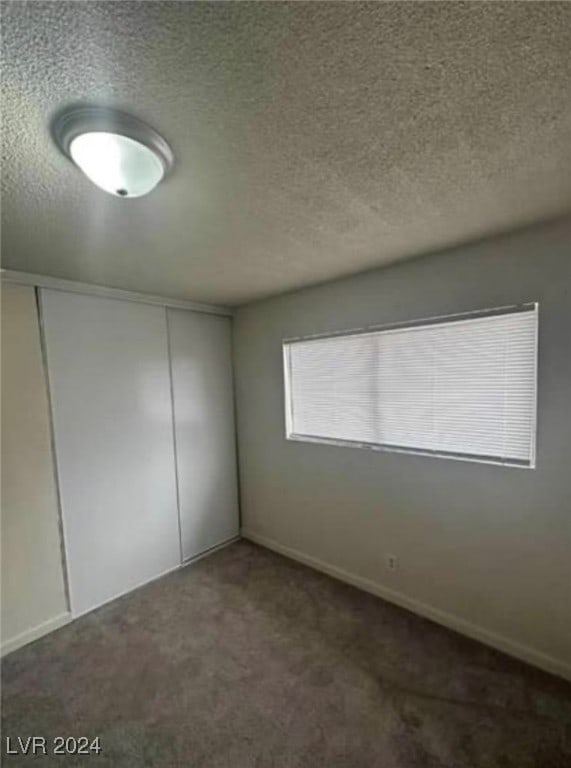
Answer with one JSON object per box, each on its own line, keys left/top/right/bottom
{"left": 168, "top": 310, "right": 239, "bottom": 561}
{"left": 41, "top": 290, "right": 181, "bottom": 616}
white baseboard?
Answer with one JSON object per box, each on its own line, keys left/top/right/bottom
{"left": 0, "top": 538, "right": 241, "bottom": 656}
{"left": 242, "top": 529, "right": 571, "bottom": 682}
{"left": 72, "top": 536, "right": 241, "bottom": 619}
{"left": 182, "top": 535, "right": 241, "bottom": 566}
{"left": 1, "top": 612, "right": 71, "bottom": 657}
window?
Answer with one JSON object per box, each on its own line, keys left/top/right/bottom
{"left": 283, "top": 304, "right": 538, "bottom": 467}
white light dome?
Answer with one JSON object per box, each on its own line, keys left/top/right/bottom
{"left": 54, "top": 107, "right": 173, "bottom": 199}
{"left": 70, "top": 132, "right": 165, "bottom": 198}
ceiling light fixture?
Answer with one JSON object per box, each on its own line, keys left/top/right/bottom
{"left": 53, "top": 107, "right": 173, "bottom": 198}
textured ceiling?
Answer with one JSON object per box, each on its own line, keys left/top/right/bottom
{"left": 2, "top": 1, "right": 571, "bottom": 306}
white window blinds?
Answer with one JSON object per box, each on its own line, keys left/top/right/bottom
{"left": 284, "top": 305, "right": 538, "bottom": 467}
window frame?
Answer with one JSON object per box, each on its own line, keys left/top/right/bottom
{"left": 283, "top": 303, "right": 538, "bottom": 469}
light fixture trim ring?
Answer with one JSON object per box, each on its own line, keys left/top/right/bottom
{"left": 53, "top": 106, "right": 174, "bottom": 177}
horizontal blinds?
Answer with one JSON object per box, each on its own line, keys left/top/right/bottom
{"left": 285, "top": 306, "right": 537, "bottom": 466}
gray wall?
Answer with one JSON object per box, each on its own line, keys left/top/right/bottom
{"left": 234, "top": 217, "right": 571, "bottom": 678}
{"left": 1, "top": 283, "right": 69, "bottom": 653}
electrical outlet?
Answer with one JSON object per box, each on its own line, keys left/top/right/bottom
{"left": 385, "top": 554, "right": 398, "bottom": 572}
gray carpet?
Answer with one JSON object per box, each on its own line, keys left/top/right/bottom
{"left": 2, "top": 540, "right": 570, "bottom": 767}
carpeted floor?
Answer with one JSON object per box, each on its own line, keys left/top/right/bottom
{"left": 2, "top": 540, "right": 570, "bottom": 767}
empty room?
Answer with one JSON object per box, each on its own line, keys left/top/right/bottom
{"left": 1, "top": 1, "right": 570, "bottom": 766}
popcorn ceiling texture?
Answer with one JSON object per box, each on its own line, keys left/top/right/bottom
{"left": 2, "top": 1, "right": 571, "bottom": 305}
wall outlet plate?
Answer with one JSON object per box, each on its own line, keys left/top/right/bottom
{"left": 385, "top": 554, "right": 398, "bottom": 571}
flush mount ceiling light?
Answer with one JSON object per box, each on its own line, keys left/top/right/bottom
{"left": 53, "top": 107, "right": 173, "bottom": 198}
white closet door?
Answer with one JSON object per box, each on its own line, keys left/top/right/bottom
{"left": 167, "top": 309, "right": 239, "bottom": 560}
{"left": 41, "top": 290, "right": 181, "bottom": 616}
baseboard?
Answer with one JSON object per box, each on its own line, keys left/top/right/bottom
{"left": 1, "top": 539, "right": 241, "bottom": 655}
{"left": 182, "top": 534, "right": 241, "bottom": 566}
{"left": 242, "top": 529, "right": 571, "bottom": 682}
{"left": 1, "top": 612, "right": 71, "bottom": 658}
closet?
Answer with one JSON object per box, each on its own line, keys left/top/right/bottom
{"left": 41, "top": 289, "right": 238, "bottom": 617}
{"left": 168, "top": 309, "right": 239, "bottom": 561}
